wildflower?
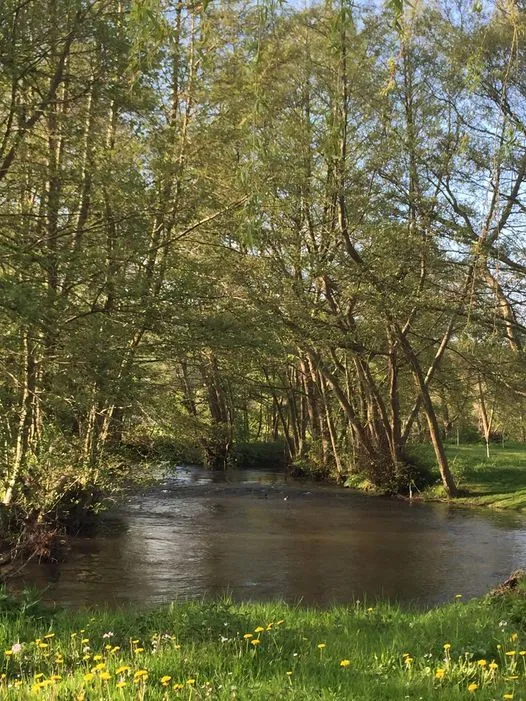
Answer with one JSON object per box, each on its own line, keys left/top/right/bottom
{"left": 505, "top": 651, "right": 516, "bottom": 656}
{"left": 340, "top": 659, "right": 351, "bottom": 667}
{"left": 251, "top": 639, "right": 261, "bottom": 645}
{"left": 455, "top": 594, "right": 463, "bottom": 599}
{"left": 100, "top": 672, "right": 111, "bottom": 681}
{"left": 111, "top": 646, "right": 121, "bottom": 653}
{"left": 254, "top": 627, "right": 264, "bottom": 633}
{"left": 131, "top": 639, "right": 139, "bottom": 644}
{"left": 489, "top": 661, "right": 499, "bottom": 670}
{"left": 44, "top": 633, "right": 55, "bottom": 639}
{"left": 243, "top": 633, "right": 253, "bottom": 639}
{"left": 37, "top": 642, "right": 48, "bottom": 649}
{"left": 134, "top": 647, "right": 145, "bottom": 653}
{"left": 477, "top": 659, "right": 487, "bottom": 667}
{"left": 104, "top": 645, "right": 112, "bottom": 651}
{"left": 520, "top": 651, "right": 526, "bottom": 656}
{"left": 317, "top": 643, "right": 326, "bottom": 649}
{"left": 510, "top": 633, "right": 518, "bottom": 642}
{"left": 93, "top": 654, "right": 103, "bottom": 661}
{"left": 276, "top": 620, "right": 284, "bottom": 625}
{"left": 161, "top": 675, "right": 172, "bottom": 686}
{"left": 116, "top": 666, "right": 131, "bottom": 675}
{"left": 102, "top": 632, "right": 114, "bottom": 639}
{"left": 4, "top": 651, "right": 12, "bottom": 656}
{"left": 134, "top": 670, "right": 148, "bottom": 679}
{"left": 173, "top": 683, "right": 184, "bottom": 690}
{"left": 187, "top": 678, "right": 196, "bottom": 685}
{"left": 443, "top": 643, "right": 451, "bottom": 650}
{"left": 34, "top": 674, "right": 45, "bottom": 680}
{"left": 81, "top": 638, "right": 89, "bottom": 644}
{"left": 367, "top": 607, "right": 374, "bottom": 612}
{"left": 11, "top": 643, "right": 22, "bottom": 654}
{"left": 503, "top": 695, "right": 514, "bottom": 700}
{"left": 467, "top": 683, "right": 479, "bottom": 692}
{"left": 404, "top": 656, "right": 413, "bottom": 666}
{"left": 286, "top": 671, "right": 293, "bottom": 675}
{"left": 116, "top": 681, "right": 126, "bottom": 689}
{"left": 83, "top": 673, "right": 94, "bottom": 682}
{"left": 92, "top": 663, "right": 106, "bottom": 672}
{"left": 82, "top": 654, "right": 91, "bottom": 661}
{"left": 435, "top": 668, "right": 446, "bottom": 680}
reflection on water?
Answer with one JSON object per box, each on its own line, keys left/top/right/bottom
{"left": 10, "top": 466, "right": 526, "bottom": 608}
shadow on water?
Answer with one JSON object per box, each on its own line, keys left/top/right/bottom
{"left": 9, "top": 465, "right": 526, "bottom": 609}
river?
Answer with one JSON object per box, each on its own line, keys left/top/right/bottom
{"left": 9, "top": 466, "right": 526, "bottom": 608}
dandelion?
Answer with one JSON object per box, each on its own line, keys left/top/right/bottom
{"left": 510, "top": 633, "right": 518, "bottom": 642}
{"left": 435, "top": 668, "right": 446, "bottom": 680}
{"left": 43, "top": 634, "right": 55, "bottom": 639}
{"left": 243, "top": 633, "right": 253, "bottom": 639}
{"left": 506, "top": 651, "right": 516, "bottom": 656}
{"left": 161, "top": 675, "right": 172, "bottom": 686}
{"left": 111, "top": 646, "right": 121, "bottom": 653}
{"left": 3, "top": 651, "right": 12, "bottom": 657}
{"left": 276, "top": 620, "right": 284, "bottom": 626}
{"left": 367, "top": 607, "right": 374, "bottom": 612}
{"left": 468, "top": 682, "right": 479, "bottom": 692}
{"left": 173, "top": 683, "right": 184, "bottom": 690}
{"left": 286, "top": 671, "right": 293, "bottom": 676}
{"left": 455, "top": 594, "right": 463, "bottom": 599}
{"left": 443, "top": 643, "right": 451, "bottom": 650}
{"left": 116, "top": 666, "right": 131, "bottom": 675}
{"left": 116, "top": 681, "right": 126, "bottom": 689}
{"left": 81, "top": 638, "right": 89, "bottom": 644}
{"left": 477, "top": 659, "right": 487, "bottom": 667}
{"left": 317, "top": 643, "right": 326, "bottom": 649}
{"left": 83, "top": 673, "right": 94, "bottom": 682}
{"left": 520, "top": 651, "right": 526, "bottom": 656}
{"left": 187, "top": 678, "right": 196, "bottom": 685}
{"left": 93, "top": 654, "right": 103, "bottom": 661}
{"left": 134, "top": 647, "right": 145, "bottom": 653}
{"left": 404, "top": 656, "right": 413, "bottom": 667}
{"left": 340, "top": 659, "right": 351, "bottom": 667}
{"left": 251, "top": 639, "right": 261, "bottom": 645}
{"left": 254, "top": 627, "right": 264, "bottom": 633}
{"left": 503, "top": 695, "right": 514, "bottom": 700}
{"left": 489, "top": 661, "right": 499, "bottom": 670}
{"left": 100, "top": 672, "right": 111, "bottom": 681}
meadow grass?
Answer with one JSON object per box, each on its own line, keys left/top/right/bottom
{"left": 1, "top": 590, "right": 526, "bottom": 699}
{"left": 408, "top": 443, "right": 526, "bottom": 511}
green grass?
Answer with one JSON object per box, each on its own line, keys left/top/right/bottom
{"left": 1, "top": 591, "right": 526, "bottom": 699}
{"left": 409, "top": 443, "right": 526, "bottom": 511}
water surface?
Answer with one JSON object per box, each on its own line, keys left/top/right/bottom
{"left": 11, "top": 466, "right": 526, "bottom": 608}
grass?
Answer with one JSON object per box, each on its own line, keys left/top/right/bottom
{"left": 1, "top": 590, "right": 526, "bottom": 699}
{"left": 409, "top": 443, "right": 526, "bottom": 511}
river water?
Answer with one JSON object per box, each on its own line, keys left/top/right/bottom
{"left": 10, "top": 466, "right": 526, "bottom": 608}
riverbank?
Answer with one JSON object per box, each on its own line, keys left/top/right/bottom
{"left": 1, "top": 584, "right": 526, "bottom": 699}
{"left": 410, "top": 443, "right": 526, "bottom": 511}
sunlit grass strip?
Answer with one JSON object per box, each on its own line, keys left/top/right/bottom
{"left": 1, "top": 594, "right": 526, "bottom": 699}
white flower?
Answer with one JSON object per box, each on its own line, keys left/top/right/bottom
{"left": 11, "top": 643, "right": 22, "bottom": 654}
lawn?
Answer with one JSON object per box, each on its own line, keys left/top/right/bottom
{"left": 408, "top": 443, "right": 526, "bottom": 511}
{"left": 1, "top": 589, "right": 526, "bottom": 699}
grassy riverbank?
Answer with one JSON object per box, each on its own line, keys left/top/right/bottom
{"left": 1, "top": 589, "right": 526, "bottom": 699}
{"left": 409, "top": 443, "right": 526, "bottom": 511}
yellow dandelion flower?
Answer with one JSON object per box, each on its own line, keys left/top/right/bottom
{"left": 503, "top": 695, "right": 514, "bottom": 700}
{"left": 455, "top": 594, "right": 463, "bottom": 599}
{"left": 477, "top": 659, "right": 487, "bottom": 667}
{"left": 505, "top": 651, "right": 516, "bottom": 656}
{"left": 37, "top": 643, "right": 48, "bottom": 649}
{"left": 443, "top": 643, "right": 451, "bottom": 650}
{"left": 254, "top": 627, "right": 264, "bottom": 633}
{"left": 43, "top": 634, "right": 55, "bottom": 639}
{"left": 83, "top": 673, "right": 94, "bottom": 682}
{"left": 511, "top": 633, "right": 519, "bottom": 642}
{"left": 82, "top": 654, "right": 91, "bottom": 661}
{"left": 115, "top": 666, "right": 131, "bottom": 675}
{"left": 187, "top": 678, "right": 196, "bottom": 685}
{"left": 520, "top": 651, "right": 526, "bottom": 656}
{"left": 111, "top": 646, "right": 121, "bottom": 653}
{"left": 251, "top": 639, "right": 261, "bottom": 645}
{"left": 134, "top": 670, "right": 148, "bottom": 678}
{"left": 243, "top": 633, "right": 253, "bottom": 639}
{"left": 81, "top": 639, "right": 89, "bottom": 644}
{"left": 93, "top": 654, "right": 103, "bottom": 661}
{"left": 173, "top": 683, "right": 184, "bottom": 690}
{"left": 100, "top": 672, "right": 111, "bottom": 681}
{"left": 467, "top": 682, "right": 479, "bottom": 692}
{"left": 131, "top": 639, "right": 139, "bottom": 644}
{"left": 4, "top": 651, "right": 12, "bottom": 656}
{"left": 435, "top": 668, "right": 446, "bottom": 680}
{"left": 404, "top": 656, "right": 413, "bottom": 666}
{"left": 34, "top": 674, "right": 45, "bottom": 680}
{"left": 276, "top": 620, "right": 284, "bottom": 625}
{"left": 286, "top": 671, "right": 293, "bottom": 675}
{"left": 116, "top": 681, "right": 126, "bottom": 689}
{"left": 489, "top": 661, "right": 499, "bottom": 670}
{"left": 134, "top": 647, "right": 144, "bottom": 653}
{"left": 317, "top": 643, "right": 326, "bottom": 649}
{"left": 340, "top": 659, "right": 351, "bottom": 667}
{"left": 93, "top": 663, "right": 106, "bottom": 672}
